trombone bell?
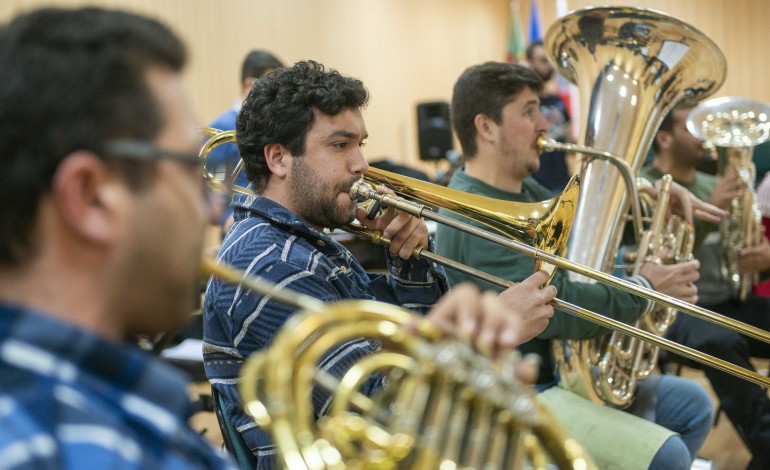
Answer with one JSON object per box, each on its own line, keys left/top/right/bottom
{"left": 360, "top": 167, "right": 580, "bottom": 282}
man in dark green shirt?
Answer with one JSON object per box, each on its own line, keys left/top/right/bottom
{"left": 436, "top": 61, "right": 713, "bottom": 470}
{"left": 643, "top": 106, "right": 770, "bottom": 469}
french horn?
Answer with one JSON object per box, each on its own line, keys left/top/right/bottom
{"left": 201, "top": 257, "right": 595, "bottom": 470}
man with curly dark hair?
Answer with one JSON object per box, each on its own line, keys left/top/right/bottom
{"left": 203, "top": 60, "right": 558, "bottom": 467}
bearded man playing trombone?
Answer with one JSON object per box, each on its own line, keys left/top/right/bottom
{"left": 203, "top": 60, "right": 559, "bottom": 467}
{"left": 436, "top": 61, "right": 717, "bottom": 470}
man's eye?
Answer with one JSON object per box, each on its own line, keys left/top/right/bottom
{"left": 333, "top": 142, "right": 348, "bottom": 149}
{"left": 359, "top": 141, "right": 367, "bottom": 148}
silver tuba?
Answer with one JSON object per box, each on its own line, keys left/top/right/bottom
{"left": 545, "top": 6, "right": 726, "bottom": 407}
{"left": 686, "top": 97, "right": 770, "bottom": 300}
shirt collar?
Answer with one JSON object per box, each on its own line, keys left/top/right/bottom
{"left": 231, "top": 192, "right": 336, "bottom": 243}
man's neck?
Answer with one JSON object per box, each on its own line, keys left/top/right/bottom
{"left": 464, "top": 156, "right": 524, "bottom": 193}
{"left": 0, "top": 256, "right": 121, "bottom": 341}
{"left": 652, "top": 155, "right": 696, "bottom": 184}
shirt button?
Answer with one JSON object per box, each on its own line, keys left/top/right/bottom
{"left": 316, "top": 240, "right": 325, "bottom": 247}
{"left": 339, "top": 266, "right": 348, "bottom": 273}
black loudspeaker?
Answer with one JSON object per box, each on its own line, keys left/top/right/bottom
{"left": 417, "top": 101, "right": 453, "bottom": 161}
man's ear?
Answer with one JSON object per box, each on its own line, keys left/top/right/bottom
{"left": 242, "top": 77, "right": 257, "bottom": 95}
{"left": 474, "top": 113, "right": 497, "bottom": 143}
{"left": 263, "top": 143, "right": 291, "bottom": 179}
{"left": 51, "top": 151, "right": 125, "bottom": 246}
{"left": 655, "top": 131, "right": 673, "bottom": 151}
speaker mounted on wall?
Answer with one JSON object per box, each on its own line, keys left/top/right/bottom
{"left": 416, "top": 101, "right": 453, "bottom": 161}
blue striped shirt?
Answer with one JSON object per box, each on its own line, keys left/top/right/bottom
{"left": 203, "top": 194, "right": 447, "bottom": 468}
{"left": 0, "top": 303, "right": 235, "bottom": 470}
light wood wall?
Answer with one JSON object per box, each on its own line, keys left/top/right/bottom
{"left": 1, "top": 0, "right": 767, "bottom": 174}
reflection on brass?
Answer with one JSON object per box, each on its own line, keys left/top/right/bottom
{"left": 201, "top": 258, "right": 595, "bottom": 470}
{"left": 687, "top": 97, "right": 770, "bottom": 301}
{"left": 358, "top": 166, "right": 580, "bottom": 284}
{"left": 543, "top": 5, "right": 726, "bottom": 408}
{"left": 350, "top": 170, "right": 770, "bottom": 394}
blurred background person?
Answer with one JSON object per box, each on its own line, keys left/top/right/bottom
{"left": 643, "top": 105, "right": 770, "bottom": 470}
{"left": 525, "top": 40, "right": 575, "bottom": 194}
{"left": 206, "top": 49, "right": 284, "bottom": 231}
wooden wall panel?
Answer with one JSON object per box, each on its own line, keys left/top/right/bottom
{"left": 0, "top": 0, "right": 766, "bottom": 172}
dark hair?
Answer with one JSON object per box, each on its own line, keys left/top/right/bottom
{"left": 525, "top": 40, "right": 544, "bottom": 61}
{"left": 236, "top": 60, "right": 369, "bottom": 191}
{"left": 0, "top": 7, "right": 187, "bottom": 266}
{"left": 241, "top": 49, "right": 284, "bottom": 82}
{"left": 652, "top": 112, "right": 675, "bottom": 153}
{"left": 451, "top": 62, "right": 542, "bottom": 159}
{"left": 652, "top": 105, "right": 692, "bottom": 153}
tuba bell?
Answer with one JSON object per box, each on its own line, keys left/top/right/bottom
{"left": 545, "top": 6, "right": 726, "bottom": 407}
{"left": 686, "top": 96, "right": 770, "bottom": 301}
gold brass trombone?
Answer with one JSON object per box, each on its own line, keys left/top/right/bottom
{"left": 198, "top": 128, "right": 770, "bottom": 389}
{"left": 351, "top": 167, "right": 770, "bottom": 389}
{"left": 201, "top": 257, "right": 596, "bottom": 470}
{"left": 199, "top": 127, "right": 251, "bottom": 196}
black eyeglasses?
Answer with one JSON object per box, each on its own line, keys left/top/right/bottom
{"left": 103, "top": 139, "right": 230, "bottom": 221}
{"left": 103, "top": 139, "right": 200, "bottom": 167}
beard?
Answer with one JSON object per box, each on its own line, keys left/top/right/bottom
{"left": 537, "top": 68, "right": 554, "bottom": 82}
{"left": 500, "top": 132, "right": 540, "bottom": 177}
{"left": 288, "top": 156, "right": 359, "bottom": 229}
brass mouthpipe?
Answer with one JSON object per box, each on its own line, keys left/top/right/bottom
{"left": 537, "top": 135, "right": 645, "bottom": 241}
{"left": 347, "top": 185, "right": 770, "bottom": 388}
{"left": 200, "top": 256, "right": 324, "bottom": 313}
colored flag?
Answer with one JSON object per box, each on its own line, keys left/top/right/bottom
{"left": 529, "top": 0, "right": 542, "bottom": 43}
{"left": 506, "top": 1, "right": 526, "bottom": 63}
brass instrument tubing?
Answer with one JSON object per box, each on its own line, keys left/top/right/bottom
{"left": 200, "top": 257, "right": 325, "bottom": 313}
{"left": 349, "top": 184, "right": 770, "bottom": 345}
{"left": 538, "top": 137, "right": 644, "bottom": 241}
{"left": 345, "top": 220, "right": 770, "bottom": 388}
{"left": 198, "top": 128, "right": 252, "bottom": 196}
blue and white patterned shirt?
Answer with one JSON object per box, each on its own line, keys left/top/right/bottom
{"left": 203, "top": 194, "right": 448, "bottom": 468}
{"left": 0, "top": 302, "right": 235, "bottom": 470}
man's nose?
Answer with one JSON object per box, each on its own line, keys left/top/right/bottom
{"left": 351, "top": 147, "right": 369, "bottom": 175}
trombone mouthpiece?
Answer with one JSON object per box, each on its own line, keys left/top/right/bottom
{"left": 349, "top": 179, "right": 375, "bottom": 202}
{"left": 536, "top": 135, "right": 556, "bottom": 154}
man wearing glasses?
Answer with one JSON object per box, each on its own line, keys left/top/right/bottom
{"left": 0, "top": 7, "right": 234, "bottom": 468}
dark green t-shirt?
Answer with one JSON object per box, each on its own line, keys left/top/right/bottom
{"left": 435, "top": 169, "right": 649, "bottom": 384}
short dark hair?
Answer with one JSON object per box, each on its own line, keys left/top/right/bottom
{"left": 0, "top": 7, "right": 187, "bottom": 266}
{"left": 652, "top": 105, "right": 692, "bottom": 153}
{"left": 451, "top": 62, "right": 542, "bottom": 159}
{"left": 525, "top": 40, "right": 544, "bottom": 61}
{"left": 241, "top": 49, "right": 283, "bottom": 82}
{"left": 652, "top": 112, "right": 676, "bottom": 153}
{"left": 236, "top": 60, "right": 369, "bottom": 191}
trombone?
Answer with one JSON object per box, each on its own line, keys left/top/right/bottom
{"left": 198, "top": 127, "right": 770, "bottom": 389}
{"left": 351, "top": 166, "right": 770, "bottom": 389}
